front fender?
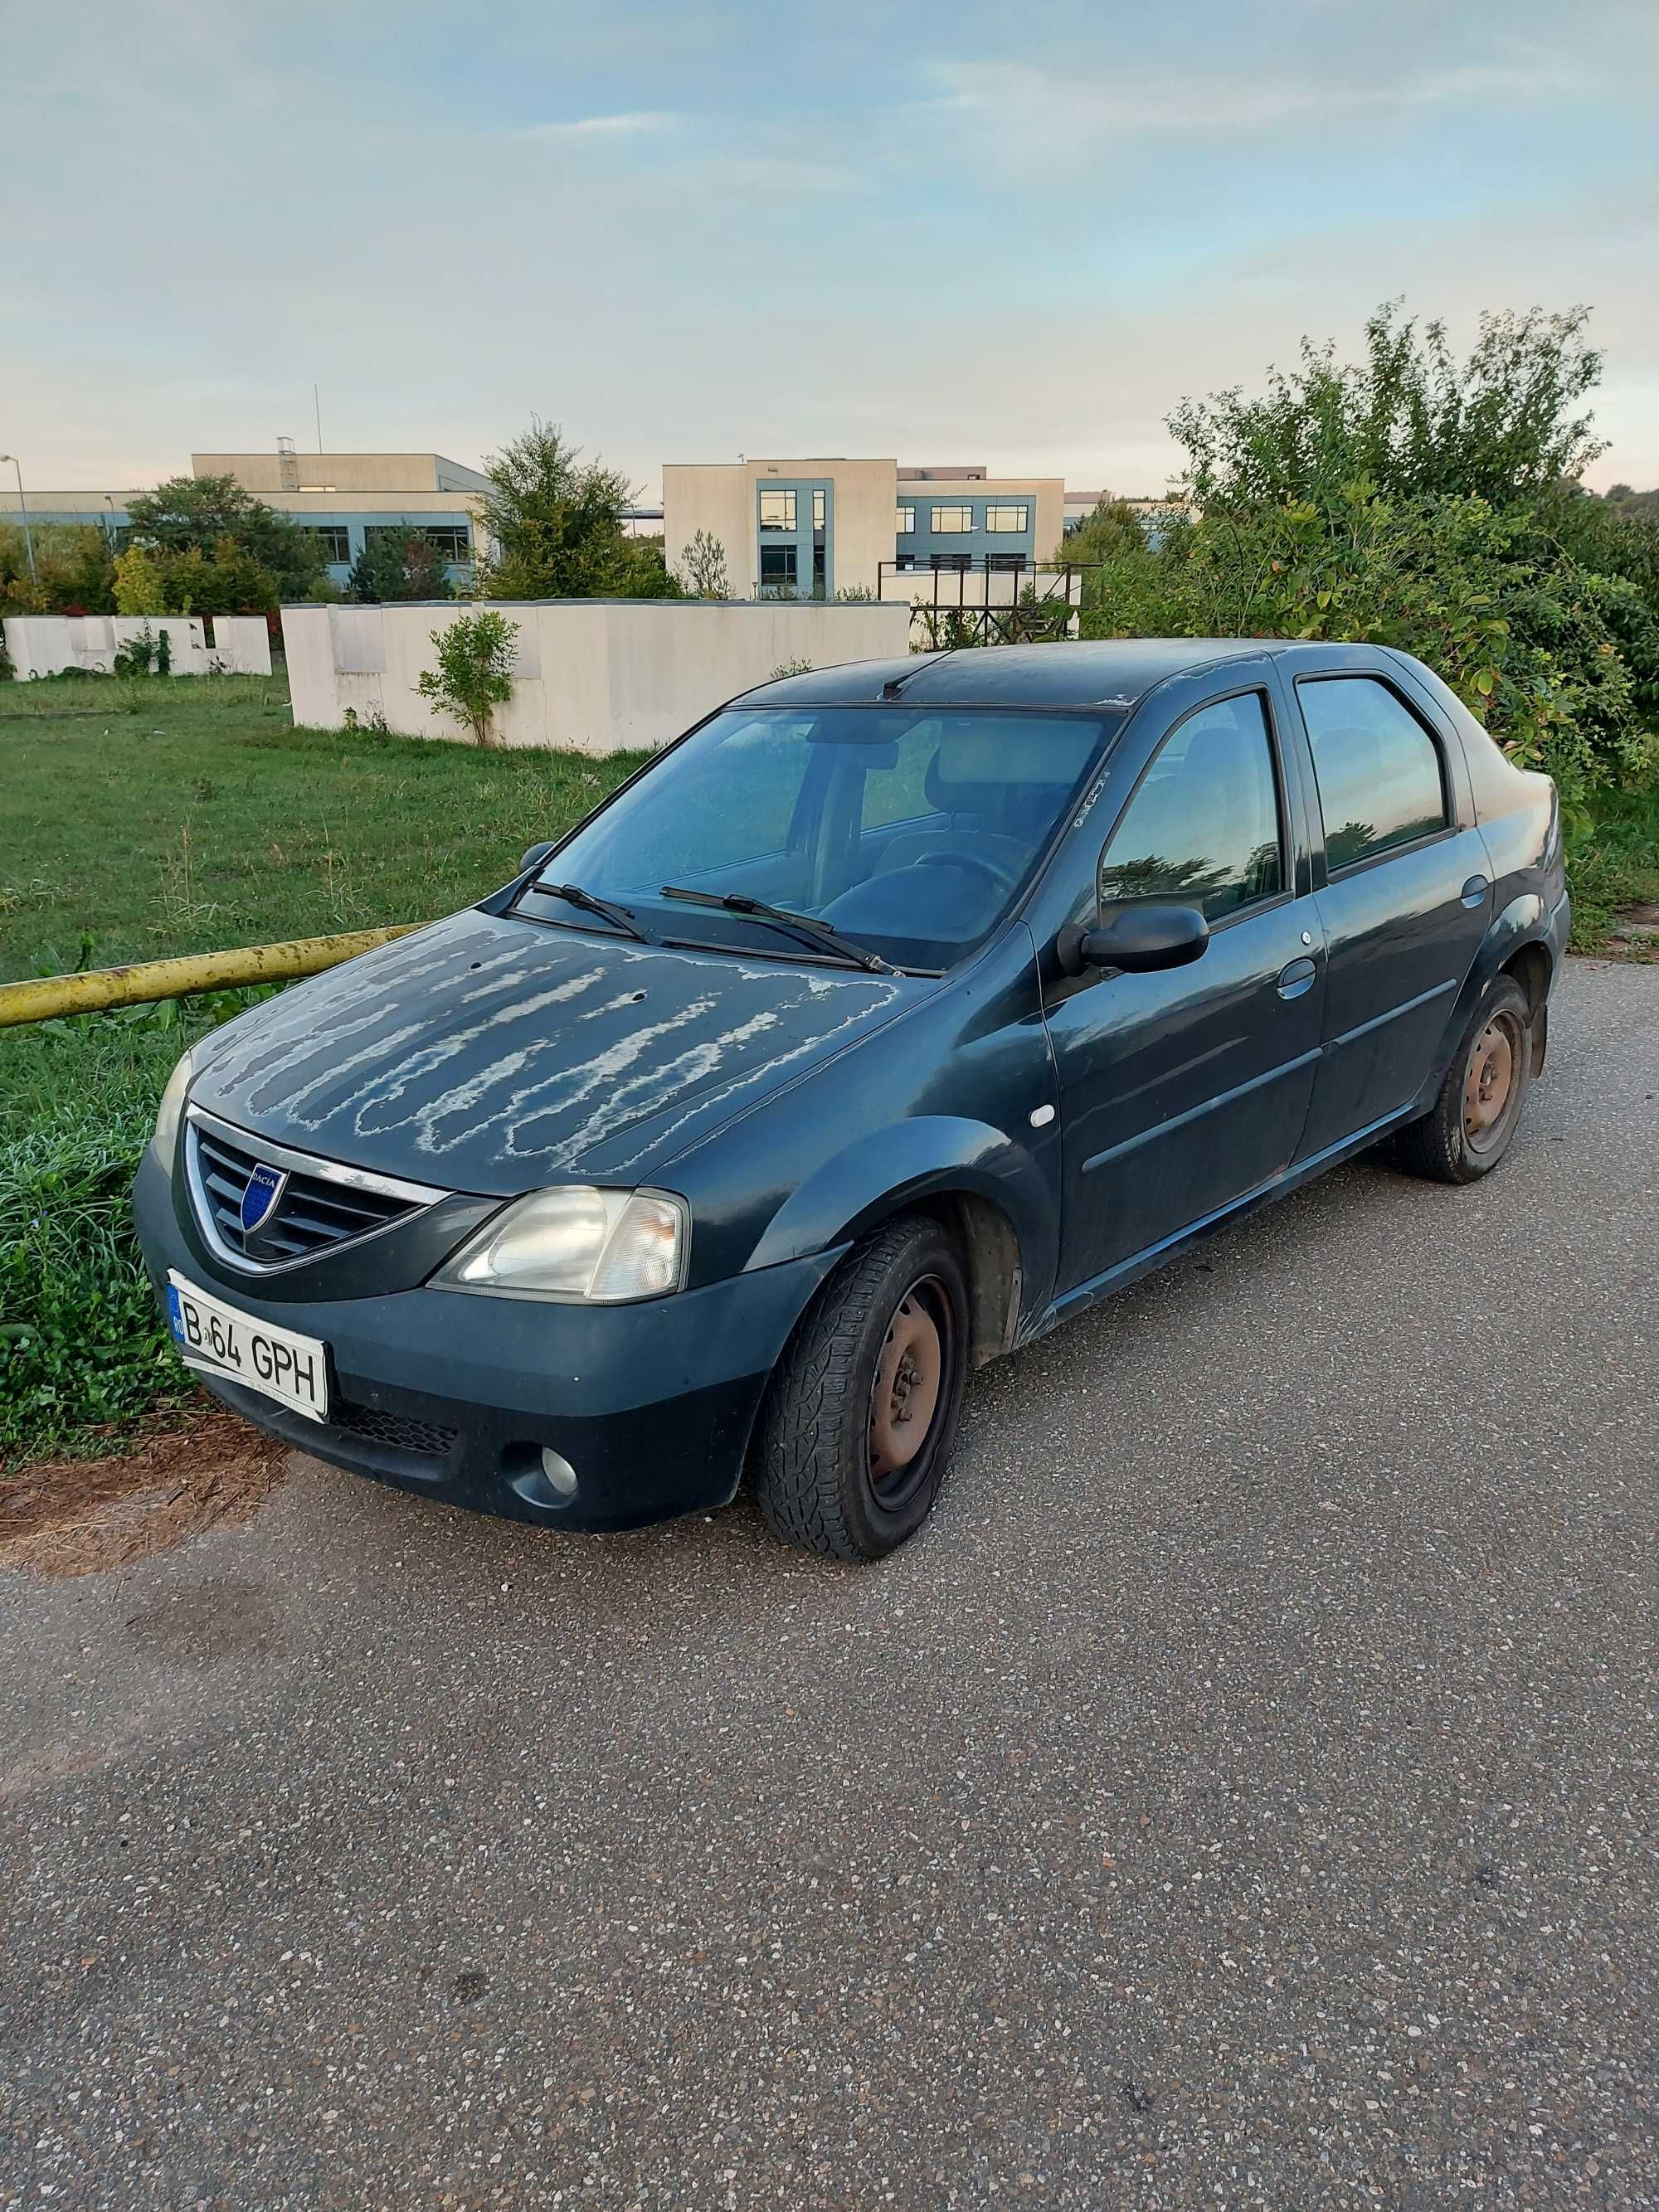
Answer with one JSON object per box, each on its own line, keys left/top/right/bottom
{"left": 744, "top": 1113, "right": 1060, "bottom": 1332}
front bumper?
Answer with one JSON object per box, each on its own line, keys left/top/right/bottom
{"left": 133, "top": 1151, "right": 837, "bottom": 1533}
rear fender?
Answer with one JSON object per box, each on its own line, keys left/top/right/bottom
{"left": 1421, "top": 891, "right": 1553, "bottom": 1101}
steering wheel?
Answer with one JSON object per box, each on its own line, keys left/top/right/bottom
{"left": 916, "top": 848, "right": 1021, "bottom": 896}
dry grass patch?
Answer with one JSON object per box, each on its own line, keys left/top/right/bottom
{"left": 0, "top": 1403, "right": 285, "bottom": 1579}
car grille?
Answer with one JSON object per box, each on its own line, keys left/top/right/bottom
{"left": 331, "top": 1400, "right": 460, "bottom": 1458}
{"left": 188, "top": 1117, "right": 430, "bottom": 1267}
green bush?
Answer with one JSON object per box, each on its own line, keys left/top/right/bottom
{"left": 416, "top": 608, "right": 519, "bottom": 746}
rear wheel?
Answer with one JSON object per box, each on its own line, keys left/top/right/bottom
{"left": 1394, "top": 973, "right": 1532, "bottom": 1184}
{"left": 757, "top": 1214, "right": 969, "bottom": 1560}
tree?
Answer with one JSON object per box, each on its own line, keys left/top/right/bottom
{"left": 676, "top": 527, "right": 732, "bottom": 599}
{"left": 1169, "top": 302, "right": 1608, "bottom": 517}
{"left": 1602, "top": 484, "right": 1659, "bottom": 522}
{"left": 1061, "top": 496, "right": 1148, "bottom": 566}
{"left": 124, "top": 473, "right": 327, "bottom": 605}
{"left": 416, "top": 610, "right": 518, "bottom": 746}
{"left": 348, "top": 529, "right": 455, "bottom": 604}
{"left": 472, "top": 420, "right": 651, "bottom": 599}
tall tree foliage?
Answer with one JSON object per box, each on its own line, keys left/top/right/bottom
{"left": 473, "top": 421, "right": 679, "bottom": 600}
{"left": 1169, "top": 303, "right": 1608, "bottom": 515}
{"left": 124, "top": 474, "right": 327, "bottom": 605}
{"left": 1081, "top": 302, "right": 1659, "bottom": 824}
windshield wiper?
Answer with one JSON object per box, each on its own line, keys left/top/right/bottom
{"left": 659, "top": 886, "right": 893, "bottom": 974}
{"left": 527, "top": 880, "right": 656, "bottom": 946}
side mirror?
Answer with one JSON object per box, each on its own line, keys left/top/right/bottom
{"left": 1055, "top": 902, "right": 1210, "bottom": 977}
{"left": 519, "top": 839, "right": 556, "bottom": 875}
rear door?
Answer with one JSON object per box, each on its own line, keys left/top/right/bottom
{"left": 1039, "top": 670, "right": 1327, "bottom": 1297}
{"left": 1278, "top": 655, "right": 1492, "bottom": 1163}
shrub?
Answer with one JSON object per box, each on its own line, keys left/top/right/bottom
{"left": 677, "top": 527, "right": 732, "bottom": 600}
{"left": 416, "top": 608, "right": 519, "bottom": 746}
{"left": 114, "top": 545, "right": 168, "bottom": 615}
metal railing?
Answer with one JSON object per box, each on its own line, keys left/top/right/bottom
{"left": 0, "top": 926, "right": 420, "bottom": 1029}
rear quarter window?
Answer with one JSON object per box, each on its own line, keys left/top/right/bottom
{"left": 1297, "top": 676, "right": 1448, "bottom": 869}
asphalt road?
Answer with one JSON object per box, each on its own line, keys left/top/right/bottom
{"left": 3, "top": 959, "right": 1656, "bottom": 2210}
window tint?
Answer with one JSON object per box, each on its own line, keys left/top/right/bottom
{"left": 1098, "top": 693, "right": 1283, "bottom": 922}
{"left": 1299, "top": 677, "right": 1447, "bottom": 868}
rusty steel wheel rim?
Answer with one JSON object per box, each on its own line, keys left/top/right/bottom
{"left": 867, "top": 1276, "right": 950, "bottom": 1503}
{"left": 1462, "top": 1010, "right": 1522, "bottom": 1153}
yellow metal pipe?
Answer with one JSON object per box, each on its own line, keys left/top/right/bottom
{"left": 0, "top": 925, "right": 421, "bottom": 1029}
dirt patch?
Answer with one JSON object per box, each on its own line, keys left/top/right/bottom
{"left": 1603, "top": 901, "right": 1659, "bottom": 961}
{"left": 0, "top": 1407, "right": 286, "bottom": 1580}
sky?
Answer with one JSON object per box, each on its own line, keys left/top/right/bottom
{"left": 7, "top": 0, "right": 1659, "bottom": 498}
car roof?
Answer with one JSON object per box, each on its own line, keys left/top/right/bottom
{"left": 735, "top": 639, "right": 1292, "bottom": 713}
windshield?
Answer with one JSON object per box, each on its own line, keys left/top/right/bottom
{"left": 520, "top": 704, "right": 1117, "bottom": 970}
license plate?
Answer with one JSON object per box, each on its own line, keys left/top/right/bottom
{"left": 166, "top": 1271, "right": 328, "bottom": 1424}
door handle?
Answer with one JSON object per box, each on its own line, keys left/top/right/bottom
{"left": 1277, "top": 955, "right": 1317, "bottom": 999}
{"left": 1461, "top": 874, "right": 1491, "bottom": 908}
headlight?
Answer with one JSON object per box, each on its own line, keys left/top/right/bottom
{"left": 148, "top": 1047, "right": 197, "bottom": 1172}
{"left": 433, "top": 1186, "right": 688, "bottom": 1303}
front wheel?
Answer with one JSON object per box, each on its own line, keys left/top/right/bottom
{"left": 1394, "top": 973, "right": 1533, "bottom": 1184}
{"left": 757, "top": 1214, "right": 969, "bottom": 1560}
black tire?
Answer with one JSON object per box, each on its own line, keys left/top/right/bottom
{"left": 1394, "top": 973, "right": 1533, "bottom": 1184}
{"left": 757, "top": 1213, "right": 970, "bottom": 1561}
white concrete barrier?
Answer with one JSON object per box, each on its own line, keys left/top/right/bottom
{"left": 2, "top": 613, "right": 271, "bottom": 678}
{"left": 280, "top": 598, "right": 914, "bottom": 755}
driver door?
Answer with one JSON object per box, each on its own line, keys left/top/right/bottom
{"left": 1043, "top": 683, "right": 1327, "bottom": 1299}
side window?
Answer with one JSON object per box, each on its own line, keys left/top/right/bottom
{"left": 1298, "top": 676, "right": 1448, "bottom": 870}
{"left": 1098, "top": 693, "right": 1283, "bottom": 922}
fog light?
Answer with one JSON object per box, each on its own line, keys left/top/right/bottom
{"left": 539, "top": 1446, "right": 578, "bottom": 1499}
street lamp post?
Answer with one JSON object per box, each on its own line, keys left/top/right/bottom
{"left": 0, "top": 455, "right": 37, "bottom": 586}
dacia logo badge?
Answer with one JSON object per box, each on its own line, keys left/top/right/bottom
{"left": 240, "top": 1162, "right": 287, "bottom": 1239}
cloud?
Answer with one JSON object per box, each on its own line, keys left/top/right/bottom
{"left": 923, "top": 48, "right": 1584, "bottom": 148}
{"left": 515, "top": 110, "right": 676, "bottom": 143}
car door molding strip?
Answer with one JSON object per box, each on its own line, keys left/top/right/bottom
{"left": 1080, "top": 1046, "right": 1324, "bottom": 1176}
{"left": 1326, "top": 975, "right": 1457, "bottom": 1053}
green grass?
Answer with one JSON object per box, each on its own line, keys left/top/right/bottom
{"left": 0, "top": 671, "right": 644, "bottom": 1463}
{"left": 0, "top": 672, "right": 644, "bottom": 986}
{"left": 1569, "top": 780, "right": 1659, "bottom": 954}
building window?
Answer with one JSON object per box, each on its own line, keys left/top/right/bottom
{"left": 758, "top": 489, "right": 797, "bottom": 532}
{"left": 812, "top": 489, "right": 826, "bottom": 530}
{"left": 304, "top": 525, "right": 351, "bottom": 563}
{"left": 363, "top": 524, "right": 471, "bottom": 561}
{"left": 893, "top": 553, "right": 914, "bottom": 571}
{"left": 896, "top": 505, "right": 915, "bottom": 534}
{"left": 930, "top": 553, "right": 971, "bottom": 573}
{"left": 987, "top": 552, "right": 1026, "bottom": 572}
{"left": 760, "top": 542, "right": 799, "bottom": 590}
{"left": 418, "top": 525, "right": 471, "bottom": 561}
{"left": 930, "top": 505, "right": 974, "bottom": 533}
{"left": 984, "top": 504, "right": 1029, "bottom": 533}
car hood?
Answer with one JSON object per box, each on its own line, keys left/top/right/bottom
{"left": 189, "top": 908, "right": 923, "bottom": 1197}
